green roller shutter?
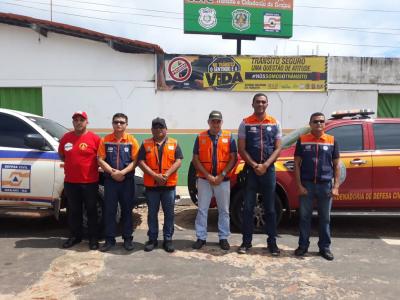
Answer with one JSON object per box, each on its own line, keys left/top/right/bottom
{"left": 377, "top": 94, "right": 400, "bottom": 118}
{"left": 0, "top": 88, "right": 43, "bottom": 115}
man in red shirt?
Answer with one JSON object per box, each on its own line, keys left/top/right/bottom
{"left": 58, "top": 111, "right": 100, "bottom": 250}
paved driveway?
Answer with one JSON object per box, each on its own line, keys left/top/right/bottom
{"left": 1, "top": 206, "right": 400, "bottom": 299}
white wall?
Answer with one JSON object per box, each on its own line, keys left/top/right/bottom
{"left": 0, "top": 23, "right": 391, "bottom": 131}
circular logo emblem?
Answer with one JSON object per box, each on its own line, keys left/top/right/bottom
{"left": 232, "top": 9, "right": 251, "bottom": 31}
{"left": 64, "top": 143, "right": 73, "bottom": 151}
{"left": 323, "top": 145, "right": 328, "bottom": 151}
{"left": 267, "top": 126, "right": 272, "bottom": 131}
{"left": 79, "top": 143, "right": 88, "bottom": 150}
{"left": 167, "top": 57, "right": 192, "bottom": 82}
{"left": 198, "top": 7, "right": 217, "bottom": 29}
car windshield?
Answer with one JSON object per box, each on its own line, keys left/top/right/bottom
{"left": 281, "top": 126, "right": 310, "bottom": 149}
{"left": 27, "top": 116, "right": 69, "bottom": 142}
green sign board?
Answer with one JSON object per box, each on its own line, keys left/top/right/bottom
{"left": 184, "top": 0, "right": 293, "bottom": 38}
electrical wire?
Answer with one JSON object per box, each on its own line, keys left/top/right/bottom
{"left": 2, "top": 1, "right": 400, "bottom": 49}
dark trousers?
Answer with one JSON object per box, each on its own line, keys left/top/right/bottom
{"left": 64, "top": 182, "right": 99, "bottom": 239}
{"left": 242, "top": 166, "right": 277, "bottom": 245}
{"left": 146, "top": 189, "right": 176, "bottom": 241}
{"left": 299, "top": 181, "right": 333, "bottom": 251}
{"left": 103, "top": 177, "right": 135, "bottom": 244}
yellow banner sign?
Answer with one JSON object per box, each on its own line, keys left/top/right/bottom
{"left": 157, "top": 54, "right": 327, "bottom": 92}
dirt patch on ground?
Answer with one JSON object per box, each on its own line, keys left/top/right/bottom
{"left": 1, "top": 249, "right": 105, "bottom": 300}
{"left": 174, "top": 245, "right": 361, "bottom": 299}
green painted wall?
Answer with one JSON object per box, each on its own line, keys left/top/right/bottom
{"left": 378, "top": 94, "right": 400, "bottom": 118}
{"left": 0, "top": 88, "right": 43, "bottom": 115}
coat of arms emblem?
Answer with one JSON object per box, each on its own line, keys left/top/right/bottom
{"left": 232, "top": 9, "right": 251, "bottom": 31}
{"left": 198, "top": 7, "right": 217, "bottom": 30}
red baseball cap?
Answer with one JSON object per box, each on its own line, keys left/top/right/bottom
{"left": 72, "top": 111, "right": 88, "bottom": 120}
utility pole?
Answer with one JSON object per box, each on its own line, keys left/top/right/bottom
{"left": 50, "top": 0, "right": 53, "bottom": 21}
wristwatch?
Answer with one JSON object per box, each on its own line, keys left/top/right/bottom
{"left": 221, "top": 170, "right": 227, "bottom": 177}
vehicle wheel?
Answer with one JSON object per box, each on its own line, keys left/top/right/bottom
{"left": 230, "top": 189, "right": 283, "bottom": 232}
{"left": 82, "top": 185, "right": 121, "bottom": 235}
{"left": 187, "top": 162, "right": 198, "bottom": 205}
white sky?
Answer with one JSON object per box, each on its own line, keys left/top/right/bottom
{"left": 1, "top": 0, "right": 400, "bottom": 57}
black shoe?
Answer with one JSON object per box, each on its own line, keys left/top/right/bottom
{"left": 268, "top": 243, "right": 281, "bottom": 256}
{"left": 62, "top": 237, "right": 82, "bottom": 249}
{"left": 192, "top": 239, "right": 206, "bottom": 250}
{"left": 219, "top": 239, "right": 230, "bottom": 251}
{"left": 237, "top": 243, "right": 252, "bottom": 254}
{"left": 319, "top": 249, "right": 334, "bottom": 261}
{"left": 144, "top": 240, "right": 158, "bottom": 252}
{"left": 163, "top": 240, "right": 175, "bottom": 253}
{"left": 89, "top": 238, "right": 99, "bottom": 250}
{"left": 100, "top": 241, "right": 115, "bottom": 252}
{"left": 123, "top": 239, "right": 134, "bottom": 251}
{"left": 294, "top": 247, "right": 308, "bottom": 257}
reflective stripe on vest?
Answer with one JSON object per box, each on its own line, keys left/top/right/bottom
{"left": 143, "top": 137, "right": 178, "bottom": 187}
{"left": 196, "top": 130, "right": 231, "bottom": 178}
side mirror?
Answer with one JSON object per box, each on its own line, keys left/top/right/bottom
{"left": 24, "top": 134, "right": 50, "bottom": 151}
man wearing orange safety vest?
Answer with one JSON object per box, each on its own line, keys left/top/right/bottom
{"left": 138, "top": 118, "right": 183, "bottom": 253}
{"left": 192, "top": 111, "right": 237, "bottom": 251}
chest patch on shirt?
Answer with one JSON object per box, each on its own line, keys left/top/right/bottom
{"left": 124, "top": 147, "right": 129, "bottom": 152}
{"left": 249, "top": 127, "right": 257, "bottom": 133}
{"left": 323, "top": 145, "right": 329, "bottom": 151}
{"left": 304, "top": 145, "right": 312, "bottom": 151}
{"left": 79, "top": 143, "right": 88, "bottom": 151}
{"left": 266, "top": 126, "right": 272, "bottom": 131}
{"left": 107, "top": 147, "right": 114, "bottom": 152}
{"left": 64, "top": 143, "right": 73, "bottom": 151}
{"left": 168, "top": 145, "right": 175, "bottom": 150}
{"left": 222, "top": 138, "right": 229, "bottom": 143}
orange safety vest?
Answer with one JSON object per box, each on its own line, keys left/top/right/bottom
{"left": 143, "top": 137, "right": 178, "bottom": 187}
{"left": 196, "top": 130, "right": 231, "bottom": 178}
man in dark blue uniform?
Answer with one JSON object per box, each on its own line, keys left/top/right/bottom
{"left": 98, "top": 113, "right": 139, "bottom": 252}
{"left": 237, "top": 93, "right": 282, "bottom": 256}
{"left": 294, "top": 112, "right": 341, "bottom": 261}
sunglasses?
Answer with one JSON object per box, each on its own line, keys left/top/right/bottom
{"left": 312, "top": 120, "right": 325, "bottom": 124}
{"left": 113, "top": 120, "right": 126, "bottom": 125}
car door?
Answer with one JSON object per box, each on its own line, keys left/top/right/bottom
{"left": 0, "top": 112, "right": 56, "bottom": 208}
{"left": 326, "top": 122, "right": 373, "bottom": 207}
{"left": 370, "top": 122, "right": 400, "bottom": 207}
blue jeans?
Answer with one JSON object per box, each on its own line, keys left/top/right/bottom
{"left": 104, "top": 177, "right": 135, "bottom": 244}
{"left": 195, "top": 178, "right": 230, "bottom": 240}
{"left": 298, "top": 181, "right": 332, "bottom": 251}
{"left": 146, "top": 189, "right": 176, "bottom": 241}
{"left": 242, "top": 166, "right": 277, "bottom": 245}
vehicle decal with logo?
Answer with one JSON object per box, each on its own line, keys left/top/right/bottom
{"left": 1, "top": 164, "right": 31, "bottom": 193}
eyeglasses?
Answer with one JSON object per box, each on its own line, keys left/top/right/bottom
{"left": 113, "top": 120, "right": 126, "bottom": 125}
{"left": 312, "top": 120, "right": 325, "bottom": 124}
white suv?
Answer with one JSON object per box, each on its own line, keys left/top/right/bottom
{"left": 0, "top": 108, "right": 145, "bottom": 222}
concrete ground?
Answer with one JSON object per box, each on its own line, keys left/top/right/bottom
{"left": 1, "top": 188, "right": 400, "bottom": 299}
